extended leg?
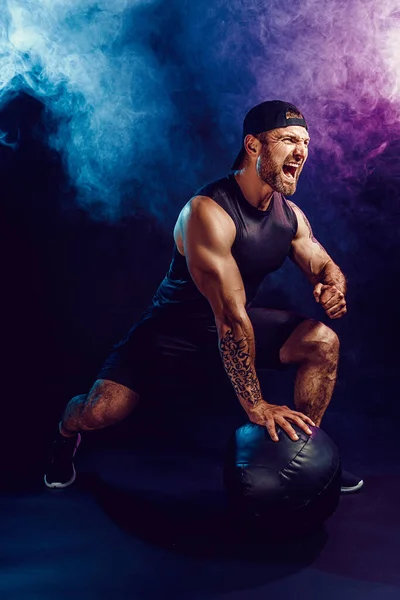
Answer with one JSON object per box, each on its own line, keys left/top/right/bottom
{"left": 279, "top": 320, "right": 339, "bottom": 427}
{"left": 45, "top": 380, "right": 140, "bottom": 488}
{"left": 61, "top": 379, "right": 140, "bottom": 436}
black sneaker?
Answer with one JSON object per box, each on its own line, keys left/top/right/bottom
{"left": 44, "top": 432, "right": 81, "bottom": 489}
{"left": 341, "top": 469, "right": 364, "bottom": 493}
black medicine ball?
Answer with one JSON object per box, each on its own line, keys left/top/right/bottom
{"left": 224, "top": 422, "right": 341, "bottom": 536}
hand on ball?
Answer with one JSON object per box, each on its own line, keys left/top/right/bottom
{"left": 247, "top": 402, "right": 315, "bottom": 443}
{"left": 313, "top": 283, "right": 347, "bottom": 319}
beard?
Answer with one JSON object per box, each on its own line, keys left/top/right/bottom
{"left": 257, "top": 144, "right": 299, "bottom": 196}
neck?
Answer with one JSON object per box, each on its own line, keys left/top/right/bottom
{"left": 233, "top": 168, "right": 274, "bottom": 211}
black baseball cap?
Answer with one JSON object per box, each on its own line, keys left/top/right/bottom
{"left": 231, "top": 100, "right": 308, "bottom": 170}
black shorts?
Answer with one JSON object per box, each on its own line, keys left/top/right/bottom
{"left": 97, "top": 308, "right": 306, "bottom": 395}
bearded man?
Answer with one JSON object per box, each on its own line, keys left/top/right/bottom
{"left": 45, "top": 100, "right": 363, "bottom": 494}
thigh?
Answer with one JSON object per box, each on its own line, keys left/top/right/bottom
{"left": 96, "top": 308, "right": 305, "bottom": 392}
{"left": 96, "top": 318, "right": 152, "bottom": 394}
{"left": 97, "top": 314, "right": 219, "bottom": 394}
{"left": 248, "top": 307, "right": 306, "bottom": 370}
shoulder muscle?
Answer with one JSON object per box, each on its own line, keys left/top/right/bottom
{"left": 175, "top": 195, "right": 236, "bottom": 258}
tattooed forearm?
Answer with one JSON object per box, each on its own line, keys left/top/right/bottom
{"left": 219, "top": 329, "right": 263, "bottom": 408}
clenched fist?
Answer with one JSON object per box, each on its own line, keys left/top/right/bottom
{"left": 313, "top": 283, "right": 347, "bottom": 319}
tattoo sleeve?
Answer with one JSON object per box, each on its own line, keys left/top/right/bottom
{"left": 219, "top": 326, "right": 263, "bottom": 410}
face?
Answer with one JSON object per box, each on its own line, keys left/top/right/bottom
{"left": 255, "top": 126, "right": 310, "bottom": 196}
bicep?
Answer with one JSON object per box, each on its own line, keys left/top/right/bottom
{"left": 289, "top": 202, "right": 331, "bottom": 279}
{"left": 182, "top": 197, "right": 247, "bottom": 324}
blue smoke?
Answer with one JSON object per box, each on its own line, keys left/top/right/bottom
{"left": 0, "top": 128, "right": 18, "bottom": 148}
{"left": 0, "top": 0, "right": 178, "bottom": 220}
{"left": 0, "top": 0, "right": 397, "bottom": 406}
{"left": 1, "top": 0, "right": 400, "bottom": 230}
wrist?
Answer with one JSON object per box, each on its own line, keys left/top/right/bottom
{"left": 246, "top": 399, "right": 270, "bottom": 414}
{"left": 330, "top": 283, "right": 346, "bottom": 295}
{"left": 318, "top": 281, "right": 346, "bottom": 295}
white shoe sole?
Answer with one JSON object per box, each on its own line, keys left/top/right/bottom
{"left": 44, "top": 433, "right": 81, "bottom": 489}
{"left": 341, "top": 479, "right": 364, "bottom": 493}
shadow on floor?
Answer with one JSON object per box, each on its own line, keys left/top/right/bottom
{"left": 83, "top": 472, "right": 329, "bottom": 581}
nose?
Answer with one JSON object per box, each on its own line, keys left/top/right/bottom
{"left": 294, "top": 142, "right": 308, "bottom": 160}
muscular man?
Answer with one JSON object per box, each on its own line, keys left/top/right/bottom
{"left": 45, "top": 100, "right": 363, "bottom": 493}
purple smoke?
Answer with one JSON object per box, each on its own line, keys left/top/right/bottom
{"left": 1, "top": 0, "right": 400, "bottom": 230}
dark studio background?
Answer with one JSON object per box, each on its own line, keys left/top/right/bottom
{"left": 1, "top": 100, "right": 399, "bottom": 485}
{"left": 1, "top": 3, "right": 400, "bottom": 597}
{"left": 0, "top": 1, "right": 399, "bottom": 486}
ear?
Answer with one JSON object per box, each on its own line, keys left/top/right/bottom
{"left": 244, "top": 134, "right": 262, "bottom": 161}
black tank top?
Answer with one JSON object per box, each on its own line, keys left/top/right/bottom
{"left": 148, "top": 174, "right": 298, "bottom": 323}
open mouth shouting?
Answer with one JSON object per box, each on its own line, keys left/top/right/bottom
{"left": 282, "top": 162, "right": 300, "bottom": 182}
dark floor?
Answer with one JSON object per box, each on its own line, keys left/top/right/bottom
{"left": 2, "top": 402, "right": 399, "bottom": 600}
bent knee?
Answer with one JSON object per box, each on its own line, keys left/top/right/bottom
{"left": 87, "top": 379, "right": 139, "bottom": 404}
{"left": 83, "top": 379, "right": 140, "bottom": 429}
{"left": 305, "top": 321, "right": 340, "bottom": 360}
{"left": 314, "top": 322, "right": 339, "bottom": 348}
{"left": 280, "top": 319, "right": 339, "bottom": 365}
